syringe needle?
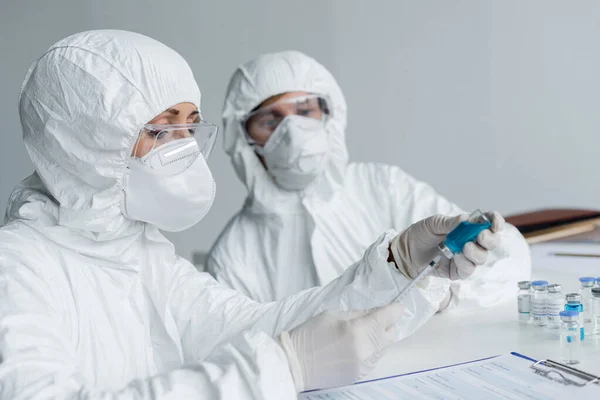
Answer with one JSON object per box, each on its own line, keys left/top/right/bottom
{"left": 392, "top": 255, "right": 442, "bottom": 303}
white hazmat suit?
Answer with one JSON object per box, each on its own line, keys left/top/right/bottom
{"left": 206, "top": 50, "right": 532, "bottom": 307}
{"left": 1, "top": 31, "right": 450, "bottom": 399}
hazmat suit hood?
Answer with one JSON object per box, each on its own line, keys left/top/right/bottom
{"left": 5, "top": 30, "right": 201, "bottom": 262}
{"left": 222, "top": 51, "right": 348, "bottom": 214}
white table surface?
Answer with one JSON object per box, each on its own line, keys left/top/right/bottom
{"left": 369, "top": 264, "right": 600, "bottom": 380}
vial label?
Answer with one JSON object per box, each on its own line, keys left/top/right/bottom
{"left": 532, "top": 314, "right": 547, "bottom": 325}
{"left": 518, "top": 294, "right": 531, "bottom": 314}
{"left": 532, "top": 299, "right": 545, "bottom": 316}
{"left": 546, "top": 300, "right": 563, "bottom": 323}
{"left": 547, "top": 315, "right": 561, "bottom": 324}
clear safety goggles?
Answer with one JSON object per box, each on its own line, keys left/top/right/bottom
{"left": 132, "top": 122, "right": 219, "bottom": 159}
{"left": 242, "top": 94, "right": 331, "bottom": 146}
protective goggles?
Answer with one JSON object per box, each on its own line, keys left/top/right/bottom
{"left": 242, "top": 94, "right": 331, "bottom": 146}
{"left": 132, "top": 122, "right": 219, "bottom": 159}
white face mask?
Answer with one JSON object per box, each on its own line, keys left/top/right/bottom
{"left": 121, "top": 138, "right": 216, "bottom": 232}
{"left": 258, "top": 115, "right": 330, "bottom": 191}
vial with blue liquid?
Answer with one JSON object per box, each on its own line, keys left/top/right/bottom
{"left": 392, "top": 209, "right": 494, "bottom": 304}
{"left": 560, "top": 310, "right": 582, "bottom": 365}
{"left": 438, "top": 209, "right": 491, "bottom": 258}
{"left": 565, "top": 293, "right": 585, "bottom": 341}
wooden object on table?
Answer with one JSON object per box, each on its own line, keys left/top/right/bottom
{"left": 505, "top": 208, "right": 600, "bottom": 244}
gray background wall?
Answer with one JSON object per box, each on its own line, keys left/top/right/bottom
{"left": 1, "top": 0, "right": 599, "bottom": 261}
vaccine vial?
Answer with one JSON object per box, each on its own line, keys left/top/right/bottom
{"left": 560, "top": 310, "right": 582, "bottom": 365}
{"left": 592, "top": 287, "right": 600, "bottom": 335}
{"left": 441, "top": 209, "right": 491, "bottom": 254}
{"left": 517, "top": 281, "right": 531, "bottom": 323}
{"left": 565, "top": 293, "right": 585, "bottom": 341}
{"left": 531, "top": 280, "right": 548, "bottom": 326}
{"left": 579, "top": 277, "right": 595, "bottom": 323}
{"left": 546, "top": 284, "right": 564, "bottom": 329}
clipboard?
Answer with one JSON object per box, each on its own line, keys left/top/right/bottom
{"left": 299, "top": 352, "right": 600, "bottom": 399}
{"left": 523, "top": 355, "right": 600, "bottom": 387}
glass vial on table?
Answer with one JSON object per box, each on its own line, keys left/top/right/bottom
{"left": 546, "top": 284, "right": 564, "bottom": 329}
{"left": 592, "top": 287, "right": 600, "bottom": 336}
{"left": 580, "top": 277, "right": 595, "bottom": 323}
{"left": 565, "top": 293, "right": 585, "bottom": 341}
{"left": 532, "top": 280, "right": 548, "bottom": 326}
{"left": 560, "top": 310, "right": 582, "bottom": 365}
{"left": 517, "top": 281, "right": 531, "bottom": 324}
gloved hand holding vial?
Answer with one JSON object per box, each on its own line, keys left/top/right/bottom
{"left": 389, "top": 210, "right": 503, "bottom": 302}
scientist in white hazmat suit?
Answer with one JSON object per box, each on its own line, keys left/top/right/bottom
{"left": 206, "top": 50, "right": 531, "bottom": 308}
{"left": 0, "top": 30, "right": 513, "bottom": 399}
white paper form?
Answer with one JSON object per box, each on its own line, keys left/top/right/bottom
{"left": 530, "top": 242, "right": 600, "bottom": 276}
{"left": 299, "top": 354, "right": 600, "bottom": 400}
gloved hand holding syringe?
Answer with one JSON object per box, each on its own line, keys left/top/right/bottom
{"left": 390, "top": 210, "right": 501, "bottom": 303}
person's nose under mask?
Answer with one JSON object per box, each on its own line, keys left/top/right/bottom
{"left": 256, "top": 115, "right": 330, "bottom": 191}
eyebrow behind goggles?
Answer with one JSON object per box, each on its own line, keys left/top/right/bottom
{"left": 133, "top": 122, "right": 219, "bottom": 160}
{"left": 242, "top": 94, "right": 331, "bottom": 146}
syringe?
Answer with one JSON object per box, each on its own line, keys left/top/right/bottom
{"left": 393, "top": 209, "right": 492, "bottom": 303}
